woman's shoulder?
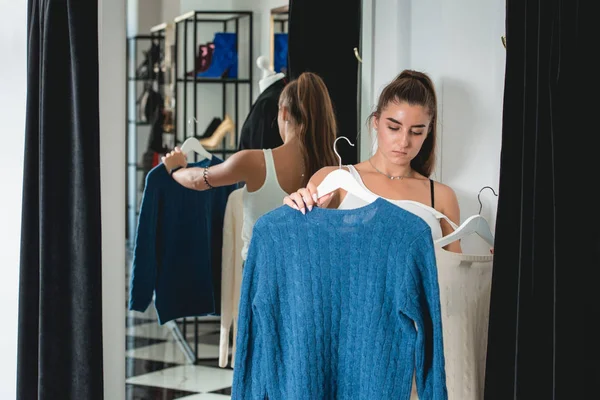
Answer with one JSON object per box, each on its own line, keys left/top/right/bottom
{"left": 429, "top": 179, "right": 459, "bottom": 214}
{"left": 430, "top": 179, "right": 457, "bottom": 198}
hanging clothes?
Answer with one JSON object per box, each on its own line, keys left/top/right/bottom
{"left": 433, "top": 247, "right": 493, "bottom": 399}
{"left": 128, "top": 158, "right": 235, "bottom": 324}
{"left": 237, "top": 77, "right": 286, "bottom": 151}
{"left": 232, "top": 198, "right": 448, "bottom": 399}
{"left": 219, "top": 188, "right": 244, "bottom": 368}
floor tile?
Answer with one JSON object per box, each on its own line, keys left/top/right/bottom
{"left": 126, "top": 341, "right": 222, "bottom": 364}
{"left": 127, "top": 322, "right": 220, "bottom": 342}
{"left": 126, "top": 383, "right": 198, "bottom": 400}
{"left": 126, "top": 365, "right": 234, "bottom": 393}
{"left": 126, "top": 357, "right": 180, "bottom": 379}
{"left": 126, "top": 316, "right": 157, "bottom": 327}
{"left": 178, "top": 393, "right": 230, "bottom": 399}
{"left": 126, "top": 335, "right": 167, "bottom": 351}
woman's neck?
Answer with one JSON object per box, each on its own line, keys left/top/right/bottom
{"left": 370, "top": 152, "right": 414, "bottom": 178}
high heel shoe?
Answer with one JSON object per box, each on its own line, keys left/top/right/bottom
{"left": 196, "top": 117, "right": 222, "bottom": 139}
{"left": 199, "top": 115, "right": 235, "bottom": 149}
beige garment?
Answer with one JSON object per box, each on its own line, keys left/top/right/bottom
{"left": 219, "top": 188, "right": 244, "bottom": 368}
{"left": 411, "top": 247, "right": 493, "bottom": 399}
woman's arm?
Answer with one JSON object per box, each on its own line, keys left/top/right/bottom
{"left": 164, "top": 148, "right": 254, "bottom": 191}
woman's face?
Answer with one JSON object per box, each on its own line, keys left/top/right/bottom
{"left": 374, "top": 100, "right": 431, "bottom": 165}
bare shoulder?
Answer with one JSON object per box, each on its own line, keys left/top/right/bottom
{"left": 432, "top": 180, "right": 460, "bottom": 219}
{"left": 433, "top": 181, "right": 458, "bottom": 202}
{"left": 230, "top": 149, "right": 264, "bottom": 167}
{"left": 308, "top": 166, "right": 340, "bottom": 186}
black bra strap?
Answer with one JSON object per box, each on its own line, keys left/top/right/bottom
{"left": 430, "top": 179, "right": 435, "bottom": 208}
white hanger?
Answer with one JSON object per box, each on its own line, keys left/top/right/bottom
{"left": 434, "top": 186, "right": 497, "bottom": 248}
{"left": 316, "top": 137, "right": 378, "bottom": 203}
{"left": 180, "top": 118, "right": 213, "bottom": 161}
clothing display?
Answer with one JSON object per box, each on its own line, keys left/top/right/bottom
{"left": 232, "top": 198, "right": 448, "bottom": 399}
{"left": 128, "top": 158, "right": 235, "bottom": 324}
{"left": 197, "top": 32, "right": 237, "bottom": 79}
{"left": 237, "top": 77, "right": 286, "bottom": 151}
{"left": 241, "top": 149, "right": 289, "bottom": 260}
{"left": 219, "top": 188, "right": 244, "bottom": 368}
{"left": 433, "top": 247, "right": 493, "bottom": 400}
{"left": 338, "top": 165, "right": 458, "bottom": 240}
{"left": 273, "top": 33, "right": 288, "bottom": 74}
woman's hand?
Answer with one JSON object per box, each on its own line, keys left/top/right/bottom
{"left": 162, "top": 147, "right": 188, "bottom": 172}
{"left": 283, "top": 181, "right": 334, "bottom": 214}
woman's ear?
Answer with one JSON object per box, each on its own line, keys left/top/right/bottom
{"left": 279, "top": 105, "right": 289, "bottom": 122}
{"left": 373, "top": 115, "right": 379, "bottom": 131}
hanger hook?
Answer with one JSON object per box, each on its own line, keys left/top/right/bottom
{"left": 334, "top": 136, "right": 354, "bottom": 168}
{"left": 353, "top": 47, "right": 363, "bottom": 63}
{"left": 477, "top": 186, "right": 498, "bottom": 214}
{"left": 187, "top": 117, "right": 198, "bottom": 133}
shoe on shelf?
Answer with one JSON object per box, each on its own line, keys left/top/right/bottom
{"left": 197, "top": 33, "right": 238, "bottom": 79}
{"left": 186, "top": 43, "right": 215, "bottom": 77}
{"left": 199, "top": 115, "right": 235, "bottom": 149}
{"left": 196, "top": 117, "right": 222, "bottom": 139}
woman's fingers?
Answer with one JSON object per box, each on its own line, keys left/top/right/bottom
{"left": 287, "top": 192, "right": 306, "bottom": 214}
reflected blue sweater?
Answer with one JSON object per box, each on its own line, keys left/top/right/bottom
{"left": 232, "top": 197, "right": 448, "bottom": 399}
{"left": 129, "top": 158, "right": 235, "bottom": 324}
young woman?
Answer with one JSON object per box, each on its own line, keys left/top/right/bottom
{"left": 283, "top": 69, "right": 463, "bottom": 253}
{"left": 162, "top": 71, "right": 339, "bottom": 259}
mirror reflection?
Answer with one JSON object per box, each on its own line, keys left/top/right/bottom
{"left": 124, "top": 0, "right": 505, "bottom": 399}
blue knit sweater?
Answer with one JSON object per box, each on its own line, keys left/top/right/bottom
{"left": 129, "top": 157, "right": 235, "bottom": 324}
{"left": 232, "top": 197, "right": 448, "bottom": 399}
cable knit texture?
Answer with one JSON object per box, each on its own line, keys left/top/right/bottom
{"left": 433, "top": 248, "right": 493, "bottom": 399}
{"left": 128, "top": 158, "right": 234, "bottom": 324}
{"left": 232, "top": 197, "right": 448, "bottom": 399}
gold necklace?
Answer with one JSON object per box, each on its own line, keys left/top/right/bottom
{"left": 368, "top": 158, "right": 411, "bottom": 180}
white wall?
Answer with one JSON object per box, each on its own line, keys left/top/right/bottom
{"left": 367, "top": 0, "right": 505, "bottom": 253}
{"left": 100, "top": 0, "right": 127, "bottom": 398}
{"left": 0, "top": 0, "right": 26, "bottom": 397}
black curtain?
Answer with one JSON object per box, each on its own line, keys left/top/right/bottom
{"left": 17, "top": 0, "right": 104, "bottom": 399}
{"left": 484, "top": 1, "right": 595, "bottom": 398}
{"left": 287, "top": 0, "right": 362, "bottom": 165}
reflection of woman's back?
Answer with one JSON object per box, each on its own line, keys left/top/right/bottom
{"left": 239, "top": 72, "right": 339, "bottom": 261}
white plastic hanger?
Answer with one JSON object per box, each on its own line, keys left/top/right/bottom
{"left": 180, "top": 117, "right": 213, "bottom": 161}
{"left": 434, "top": 186, "right": 497, "bottom": 248}
{"left": 316, "top": 137, "right": 378, "bottom": 203}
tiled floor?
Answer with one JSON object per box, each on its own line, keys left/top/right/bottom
{"left": 126, "top": 248, "right": 233, "bottom": 399}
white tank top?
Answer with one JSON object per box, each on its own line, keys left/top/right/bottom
{"left": 337, "top": 165, "right": 458, "bottom": 240}
{"left": 241, "top": 149, "right": 289, "bottom": 260}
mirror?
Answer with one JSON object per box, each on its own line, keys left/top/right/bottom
{"left": 123, "top": 0, "right": 505, "bottom": 398}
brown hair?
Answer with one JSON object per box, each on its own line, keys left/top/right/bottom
{"left": 369, "top": 69, "right": 438, "bottom": 177}
{"left": 279, "top": 72, "right": 338, "bottom": 185}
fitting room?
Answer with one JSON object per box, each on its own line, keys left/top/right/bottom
{"left": 0, "top": 0, "right": 593, "bottom": 399}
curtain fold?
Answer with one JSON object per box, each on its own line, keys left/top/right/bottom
{"left": 17, "top": 0, "right": 104, "bottom": 398}
{"left": 485, "top": 0, "right": 592, "bottom": 398}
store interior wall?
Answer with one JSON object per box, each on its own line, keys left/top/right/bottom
{"left": 0, "top": 0, "right": 26, "bottom": 397}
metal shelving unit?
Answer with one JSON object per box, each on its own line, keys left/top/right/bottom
{"left": 125, "top": 26, "right": 166, "bottom": 244}
{"left": 173, "top": 10, "right": 253, "bottom": 161}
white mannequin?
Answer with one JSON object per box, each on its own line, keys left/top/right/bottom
{"left": 257, "top": 55, "right": 285, "bottom": 93}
